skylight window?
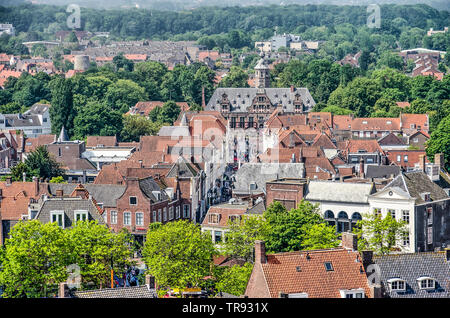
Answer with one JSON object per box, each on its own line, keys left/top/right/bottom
{"left": 324, "top": 262, "right": 333, "bottom": 271}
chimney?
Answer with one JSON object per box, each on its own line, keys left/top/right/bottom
{"left": 370, "top": 285, "right": 382, "bottom": 298}
{"left": 33, "top": 176, "right": 39, "bottom": 196}
{"left": 138, "top": 160, "right": 143, "bottom": 168}
{"left": 435, "top": 153, "right": 444, "bottom": 169}
{"left": 58, "top": 282, "right": 70, "bottom": 298}
{"left": 22, "top": 172, "right": 26, "bottom": 182}
{"left": 361, "top": 250, "right": 373, "bottom": 267}
{"left": 6, "top": 177, "right": 11, "bottom": 185}
{"left": 341, "top": 231, "right": 358, "bottom": 251}
{"left": 359, "top": 158, "right": 365, "bottom": 179}
{"left": 290, "top": 85, "right": 294, "bottom": 93}
{"left": 446, "top": 249, "right": 450, "bottom": 262}
{"left": 56, "top": 189, "right": 64, "bottom": 197}
{"left": 419, "top": 154, "right": 426, "bottom": 172}
{"left": 254, "top": 240, "right": 266, "bottom": 264}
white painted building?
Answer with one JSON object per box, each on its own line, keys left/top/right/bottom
{"left": 0, "top": 104, "right": 51, "bottom": 138}
{"left": 82, "top": 146, "right": 136, "bottom": 170}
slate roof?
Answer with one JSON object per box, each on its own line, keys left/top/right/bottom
{"left": 365, "top": 165, "right": 401, "bottom": 179}
{"left": 305, "top": 180, "right": 375, "bottom": 204}
{"left": 206, "top": 87, "right": 315, "bottom": 113}
{"left": 233, "top": 163, "right": 305, "bottom": 195}
{"left": 385, "top": 171, "right": 449, "bottom": 204}
{"left": 73, "top": 285, "right": 157, "bottom": 298}
{"left": 138, "top": 177, "right": 169, "bottom": 203}
{"left": 245, "top": 199, "right": 266, "bottom": 215}
{"left": 372, "top": 251, "right": 450, "bottom": 298}
{"left": 260, "top": 248, "right": 372, "bottom": 298}
{"left": 47, "top": 183, "right": 125, "bottom": 207}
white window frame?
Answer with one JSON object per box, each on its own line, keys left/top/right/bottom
{"left": 123, "top": 211, "right": 131, "bottom": 226}
{"left": 387, "top": 278, "right": 406, "bottom": 291}
{"left": 135, "top": 212, "right": 144, "bottom": 226}
{"left": 152, "top": 211, "right": 157, "bottom": 223}
{"left": 176, "top": 206, "right": 180, "bottom": 219}
{"left": 50, "top": 210, "right": 65, "bottom": 228}
{"left": 417, "top": 277, "right": 435, "bottom": 290}
{"left": 158, "top": 209, "right": 162, "bottom": 222}
{"left": 169, "top": 206, "right": 174, "bottom": 220}
{"left": 402, "top": 210, "right": 410, "bottom": 224}
{"left": 74, "top": 210, "right": 88, "bottom": 223}
{"left": 110, "top": 210, "right": 117, "bottom": 224}
{"left": 339, "top": 289, "right": 365, "bottom": 298}
{"left": 129, "top": 196, "right": 137, "bottom": 205}
{"left": 163, "top": 207, "right": 167, "bottom": 222}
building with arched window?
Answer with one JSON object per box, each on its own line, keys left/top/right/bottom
{"left": 304, "top": 180, "right": 376, "bottom": 234}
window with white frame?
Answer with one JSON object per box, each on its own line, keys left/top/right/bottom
{"left": 136, "top": 212, "right": 144, "bottom": 226}
{"left": 208, "top": 213, "right": 220, "bottom": 224}
{"left": 427, "top": 207, "right": 433, "bottom": 225}
{"left": 402, "top": 210, "right": 410, "bottom": 224}
{"left": 152, "top": 211, "right": 157, "bottom": 223}
{"left": 417, "top": 277, "right": 435, "bottom": 290}
{"left": 373, "top": 208, "right": 381, "bottom": 217}
{"left": 111, "top": 210, "right": 117, "bottom": 224}
{"left": 387, "top": 279, "right": 406, "bottom": 291}
{"left": 228, "top": 214, "right": 241, "bottom": 223}
{"left": 163, "top": 207, "right": 167, "bottom": 222}
{"left": 123, "top": 212, "right": 131, "bottom": 226}
{"left": 129, "top": 196, "right": 137, "bottom": 205}
{"left": 103, "top": 211, "right": 107, "bottom": 223}
{"left": 176, "top": 206, "right": 180, "bottom": 219}
{"left": 50, "top": 211, "right": 65, "bottom": 228}
{"left": 339, "top": 289, "right": 365, "bottom": 298}
{"left": 404, "top": 155, "right": 408, "bottom": 163}
{"left": 403, "top": 232, "right": 410, "bottom": 246}
{"left": 397, "top": 155, "right": 401, "bottom": 162}
{"left": 74, "top": 210, "right": 88, "bottom": 222}
{"left": 158, "top": 209, "right": 162, "bottom": 222}
{"left": 169, "top": 207, "right": 174, "bottom": 220}
{"left": 183, "top": 204, "right": 190, "bottom": 218}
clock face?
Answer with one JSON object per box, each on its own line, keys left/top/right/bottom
{"left": 389, "top": 191, "right": 393, "bottom": 196}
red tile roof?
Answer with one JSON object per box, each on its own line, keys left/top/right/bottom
{"left": 201, "top": 203, "right": 248, "bottom": 228}
{"left": 259, "top": 248, "right": 372, "bottom": 298}
{"left": 351, "top": 117, "right": 400, "bottom": 131}
{"left": 86, "top": 136, "right": 118, "bottom": 148}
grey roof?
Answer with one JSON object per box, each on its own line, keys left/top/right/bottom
{"left": 365, "top": 165, "right": 401, "bottom": 179}
{"left": 24, "top": 103, "right": 50, "bottom": 115}
{"left": 158, "top": 125, "right": 190, "bottom": 137}
{"left": 73, "top": 285, "right": 157, "bottom": 298}
{"left": 139, "top": 177, "right": 169, "bottom": 202}
{"left": 373, "top": 252, "right": 450, "bottom": 298}
{"left": 58, "top": 126, "right": 69, "bottom": 142}
{"left": 35, "top": 197, "right": 105, "bottom": 227}
{"left": 3, "top": 114, "right": 41, "bottom": 127}
{"left": 245, "top": 199, "right": 266, "bottom": 215}
{"left": 166, "top": 157, "right": 199, "bottom": 178}
{"left": 47, "top": 183, "right": 125, "bottom": 207}
{"left": 384, "top": 171, "right": 449, "bottom": 204}
{"left": 205, "top": 87, "right": 315, "bottom": 113}
{"left": 233, "top": 163, "right": 305, "bottom": 195}
{"left": 305, "top": 180, "right": 376, "bottom": 204}
{"left": 254, "top": 57, "right": 269, "bottom": 70}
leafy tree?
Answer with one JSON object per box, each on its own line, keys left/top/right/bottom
{"left": 14, "top": 146, "right": 65, "bottom": 181}
{"left": 215, "top": 263, "right": 253, "bottom": 296}
{"left": 49, "top": 176, "right": 66, "bottom": 183}
{"left": 0, "top": 220, "right": 69, "bottom": 298}
{"left": 49, "top": 76, "right": 75, "bottom": 137}
{"left": 219, "top": 66, "right": 249, "bottom": 88}
{"left": 353, "top": 212, "right": 408, "bottom": 255}
{"left": 222, "top": 215, "right": 269, "bottom": 262}
{"left": 113, "top": 53, "right": 134, "bottom": 72}
{"left": 426, "top": 113, "right": 450, "bottom": 171}
{"left": 159, "top": 101, "right": 181, "bottom": 125}
{"left": 65, "top": 221, "right": 133, "bottom": 290}
{"left": 120, "top": 114, "right": 162, "bottom": 142}
{"left": 142, "top": 220, "right": 216, "bottom": 289}
{"left": 105, "top": 79, "right": 147, "bottom": 113}
{"left": 73, "top": 101, "right": 123, "bottom": 139}
{"left": 301, "top": 223, "right": 340, "bottom": 250}
{"left": 263, "top": 200, "right": 327, "bottom": 253}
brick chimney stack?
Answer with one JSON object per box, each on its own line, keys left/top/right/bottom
{"left": 58, "top": 282, "right": 70, "bottom": 298}
{"left": 419, "top": 154, "right": 426, "bottom": 172}
{"left": 342, "top": 231, "right": 358, "bottom": 251}
{"left": 254, "top": 240, "right": 266, "bottom": 264}
{"left": 435, "top": 153, "right": 444, "bottom": 169}
{"left": 33, "top": 176, "right": 39, "bottom": 196}
{"left": 359, "top": 158, "right": 365, "bottom": 179}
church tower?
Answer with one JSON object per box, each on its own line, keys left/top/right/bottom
{"left": 254, "top": 53, "right": 270, "bottom": 88}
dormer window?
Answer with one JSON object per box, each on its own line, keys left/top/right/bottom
{"left": 249, "top": 182, "right": 257, "bottom": 191}
{"left": 387, "top": 278, "right": 406, "bottom": 291}
{"left": 421, "top": 192, "right": 431, "bottom": 202}
{"left": 208, "top": 213, "right": 220, "bottom": 224}
{"left": 386, "top": 121, "right": 392, "bottom": 125}
{"left": 417, "top": 277, "right": 435, "bottom": 290}
{"left": 324, "top": 262, "right": 333, "bottom": 271}
{"left": 228, "top": 214, "right": 241, "bottom": 223}
{"left": 362, "top": 121, "right": 368, "bottom": 124}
